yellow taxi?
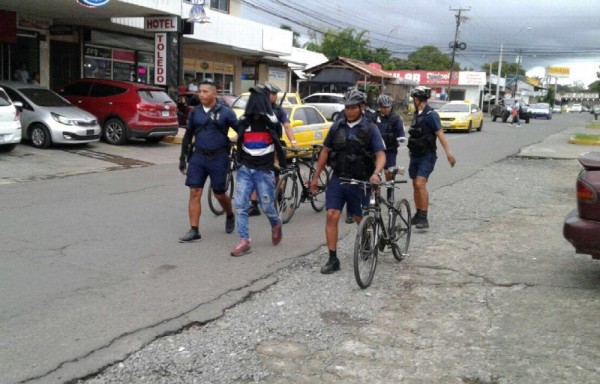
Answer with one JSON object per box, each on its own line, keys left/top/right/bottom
{"left": 231, "top": 92, "right": 302, "bottom": 117}
{"left": 437, "top": 100, "right": 484, "bottom": 132}
{"left": 282, "top": 105, "right": 330, "bottom": 151}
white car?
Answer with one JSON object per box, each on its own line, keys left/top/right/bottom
{"left": 0, "top": 81, "right": 101, "bottom": 149}
{"left": 302, "top": 93, "right": 345, "bottom": 121}
{"left": 571, "top": 104, "right": 583, "bottom": 113}
{"left": 0, "top": 86, "right": 22, "bottom": 153}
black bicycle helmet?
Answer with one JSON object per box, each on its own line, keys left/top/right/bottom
{"left": 344, "top": 89, "right": 366, "bottom": 106}
{"left": 263, "top": 82, "right": 281, "bottom": 94}
{"left": 377, "top": 94, "right": 394, "bottom": 108}
{"left": 410, "top": 86, "right": 431, "bottom": 100}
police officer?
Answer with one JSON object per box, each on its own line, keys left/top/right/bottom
{"left": 247, "top": 83, "right": 298, "bottom": 216}
{"left": 407, "top": 86, "right": 456, "bottom": 230}
{"left": 373, "top": 94, "right": 406, "bottom": 182}
{"left": 179, "top": 80, "right": 239, "bottom": 242}
{"left": 310, "top": 90, "right": 386, "bottom": 274}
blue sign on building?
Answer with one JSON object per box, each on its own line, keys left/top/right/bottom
{"left": 77, "top": 0, "right": 111, "bottom": 8}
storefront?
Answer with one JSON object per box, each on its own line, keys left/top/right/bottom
{"left": 182, "top": 57, "right": 235, "bottom": 93}
{"left": 387, "top": 70, "right": 486, "bottom": 103}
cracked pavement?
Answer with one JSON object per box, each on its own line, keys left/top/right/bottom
{"left": 76, "top": 156, "right": 600, "bottom": 384}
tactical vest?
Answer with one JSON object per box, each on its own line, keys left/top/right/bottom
{"left": 375, "top": 112, "right": 400, "bottom": 150}
{"left": 407, "top": 107, "right": 437, "bottom": 157}
{"left": 327, "top": 122, "right": 375, "bottom": 180}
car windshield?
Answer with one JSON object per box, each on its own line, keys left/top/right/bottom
{"left": 441, "top": 104, "right": 469, "bottom": 113}
{"left": 537, "top": 103, "right": 549, "bottom": 108}
{"left": 232, "top": 95, "right": 249, "bottom": 109}
{"left": 20, "top": 88, "right": 71, "bottom": 107}
{"left": 429, "top": 101, "right": 447, "bottom": 110}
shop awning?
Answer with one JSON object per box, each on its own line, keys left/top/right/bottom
{"left": 309, "top": 68, "right": 361, "bottom": 85}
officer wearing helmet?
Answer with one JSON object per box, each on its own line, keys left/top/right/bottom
{"left": 407, "top": 86, "right": 456, "bottom": 229}
{"left": 310, "top": 89, "right": 386, "bottom": 274}
{"left": 373, "top": 94, "right": 406, "bottom": 181}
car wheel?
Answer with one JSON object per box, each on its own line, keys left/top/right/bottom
{"left": 502, "top": 114, "right": 508, "bottom": 123}
{"left": 525, "top": 116, "right": 530, "bottom": 124}
{"left": 0, "top": 144, "right": 17, "bottom": 152}
{"left": 331, "top": 112, "right": 340, "bottom": 121}
{"left": 30, "top": 124, "right": 52, "bottom": 149}
{"left": 477, "top": 119, "right": 483, "bottom": 131}
{"left": 467, "top": 121, "right": 472, "bottom": 133}
{"left": 103, "top": 118, "right": 128, "bottom": 145}
{"left": 492, "top": 114, "right": 497, "bottom": 122}
{"left": 145, "top": 137, "right": 163, "bottom": 143}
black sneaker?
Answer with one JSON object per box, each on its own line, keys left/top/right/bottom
{"left": 416, "top": 217, "right": 429, "bottom": 229}
{"left": 225, "top": 215, "right": 235, "bottom": 234}
{"left": 320, "top": 258, "right": 340, "bottom": 274}
{"left": 248, "top": 204, "right": 261, "bottom": 216}
{"left": 345, "top": 215, "right": 354, "bottom": 224}
{"left": 179, "top": 229, "right": 201, "bottom": 243}
{"left": 411, "top": 211, "right": 421, "bottom": 226}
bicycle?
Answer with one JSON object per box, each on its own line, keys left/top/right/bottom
{"left": 340, "top": 166, "right": 412, "bottom": 289}
{"left": 276, "top": 145, "right": 331, "bottom": 224}
{"left": 207, "top": 146, "right": 238, "bottom": 216}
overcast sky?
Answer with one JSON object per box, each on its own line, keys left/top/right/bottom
{"left": 241, "top": 0, "right": 600, "bottom": 86}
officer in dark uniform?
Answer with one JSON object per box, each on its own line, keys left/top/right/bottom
{"left": 373, "top": 94, "right": 406, "bottom": 181}
{"left": 247, "top": 83, "right": 298, "bottom": 216}
{"left": 407, "top": 86, "right": 456, "bottom": 230}
{"left": 310, "top": 90, "right": 386, "bottom": 274}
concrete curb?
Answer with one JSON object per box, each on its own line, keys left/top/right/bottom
{"left": 568, "top": 135, "right": 600, "bottom": 146}
{"left": 162, "top": 127, "right": 186, "bottom": 145}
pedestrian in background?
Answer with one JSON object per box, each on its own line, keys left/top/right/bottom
{"left": 30, "top": 73, "right": 40, "bottom": 85}
{"left": 511, "top": 101, "right": 521, "bottom": 127}
{"left": 188, "top": 78, "right": 199, "bottom": 92}
{"left": 14, "top": 63, "right": 29, "bottom": 83}
{"left": 407, "top": 86, "right": 456, "bottom": 230}
{"left": 179, "top": 80, "right": 238, "bottom": 243}
{"left": 231, "top": 86, "right": 286, "bottom": 257}
{"left": 310, "top": 90, "right": 386, "bottom": 274}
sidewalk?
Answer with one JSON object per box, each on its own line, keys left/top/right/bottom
{"left": 79, "top": 129, "right": 600, "bottom": 384}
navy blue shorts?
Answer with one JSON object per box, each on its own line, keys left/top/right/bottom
{"left": 326, "top": 175, "right": 370, "bottom": 217}
{"left": 384, "top": 150, "right": 397, "bottom": 169}
{"left": 409, "top": 152, "right": 437, "bottom": 179}
{"left": 185, "top": 151, "right": 230, "bottom": 192}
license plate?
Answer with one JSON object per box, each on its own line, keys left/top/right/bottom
{"left": 162, "top": 110, "right": 170, "bottom": 117}
{"left": 86, "top": 129, "right": 94, "bottom": 135}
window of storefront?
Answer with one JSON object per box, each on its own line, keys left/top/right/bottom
{"left": 183, "top": 59, "right": 235, "bottom": 93}
{"left": 84, "top": 44, "right": 153, "bottom": 83}
{"left": 241, "top": 65, "right": 256, "bottom": 94}
{"left": 210, "top": 0, "right": 229, "bottom": 13}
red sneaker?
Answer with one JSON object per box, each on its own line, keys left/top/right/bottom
{"left": 230, "top": 238, "right": 251, "bottom": 257}
{"left": 272, "top": 224, "right": 282, "bottom": 245}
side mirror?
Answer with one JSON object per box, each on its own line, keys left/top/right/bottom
{"left": 290, "top": 120, "right": 304, "bottom": 128}
{"left": 13, "top": 101, "right": 23, "bottom": 111}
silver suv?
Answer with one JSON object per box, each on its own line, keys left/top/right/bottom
{"left": 302, "top": 93, "right": 345, "bottom": 121}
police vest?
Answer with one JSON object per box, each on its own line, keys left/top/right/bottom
{"left": 327, "top": 122, "right": 375, "bottom": 180}
{"left": 407, "top": 107, "right": 437, "bottom": 157}
{"left": 374, "top": 112, "right": 400, "bottom": 150}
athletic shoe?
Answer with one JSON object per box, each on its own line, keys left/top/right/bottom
{"left": 225, "top": 215, "right": 235, "bottom": 234}
{"left": 416, "top": 217, "right": 429, "bottom": 230}
{"left": 248, "top": 204, "right": 261, "bottom": 216}
{"left": 320, "top": 257, "right": 340, "bottom": 274}
{"left": 272, "top": 224, "right": 282, "bottom": 245}
{"left": 179, "top": 229, "right": 201, "bottom": 243}
{"left": 231, "top": 238, "right": 252, "bottom": 257}
{"left": 345, "top": 215, "right": 354, "bottom": 224}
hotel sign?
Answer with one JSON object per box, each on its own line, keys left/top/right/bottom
{"left": 144, "top": 16, "right": 179, "bottom": 32}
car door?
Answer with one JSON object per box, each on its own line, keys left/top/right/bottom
{"left": 471, "top": 104, "right": 482, "bottom": 127}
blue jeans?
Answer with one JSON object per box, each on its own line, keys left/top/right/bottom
{"left": 233, "top": 165, "right": 281, "bottom": 240}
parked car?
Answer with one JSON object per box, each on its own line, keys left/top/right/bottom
{"left": 0, "top": 86, "right": 22, "bottom": 152}
{"left": 552, "top": 105, "right": 562, "bottom": 114}
{"left": 302, "top": 93, "right": 345, "bottom": 121}
{"left": 570, "top": 103, "right": 583, "bottom": 113}
{"left": 281, "top": 105, "right": 331, "bottom": 151}
{"left": 232, "top": 92, "right": 302, "bottom": 117}
{"left": 437, "top": 101, "right": 483, "bottom": 132}
{"left": 428, "top": 100, "right": 448, "bottom": 111}
{"left": 58, "top": 79, "right": 178, "bottom": 145}
{"left": 530, "top": 102, "right": 552, "bottom": 120}
{"left": 563, "top": 152, "right": 600, "bottom": 259}
{"left": 491, "top": 98, "right": 531, "bottom": 124}
{"left": 0, "top": 81, "right": 100, "bottom": 149}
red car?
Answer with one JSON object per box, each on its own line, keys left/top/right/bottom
{"left": 563, "top": 152, "right": 600, "bottom": 259}
{"left": 58, "top": 79, "right": 178, "bottom": 145}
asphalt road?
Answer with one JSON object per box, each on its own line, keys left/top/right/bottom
{"left": 0, "top": 112, "right": 588, "bottom": 384}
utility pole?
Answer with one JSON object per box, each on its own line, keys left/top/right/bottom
{"left": 513, "top": 48, "right": 523, "bottom": 97}
{"left": 495, "top": 43, "right": 503, "bottom": 109}
{"left": 447, "top": 6, "right": 470, "bottom": 101}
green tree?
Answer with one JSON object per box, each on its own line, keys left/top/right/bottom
{"left": 280, "top": 24, "right": 301, "bottom": 48}
{"left": 481, "top": 61, "right": 526, "bottom": 77}
{"left": 588, "top": 65, "right": 600, "bottom": 93}
{"left": 405, "top": 45, "right": 457, "bottom": 70}
{"left": 304, "top": 28, "right": 371, "bottom": 61}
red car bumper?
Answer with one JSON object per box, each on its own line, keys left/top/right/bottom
{"left": 563, "top": 209, "right": 600, "bottom": 259}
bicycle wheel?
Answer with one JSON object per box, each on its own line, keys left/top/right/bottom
{"left": 354, "top": 215, "right": 378, "bottom": 289}
{"left": 276, "top": 173, "right": 298, "bottom": 224}
{"left": 308, "top": 166, "right": 330, "bottom": 212}
{"left": 390, "top": 198, "right": 411, "bottom": 261}
{"left": 207, "top": 169, "right": 234, "bottom": 216}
